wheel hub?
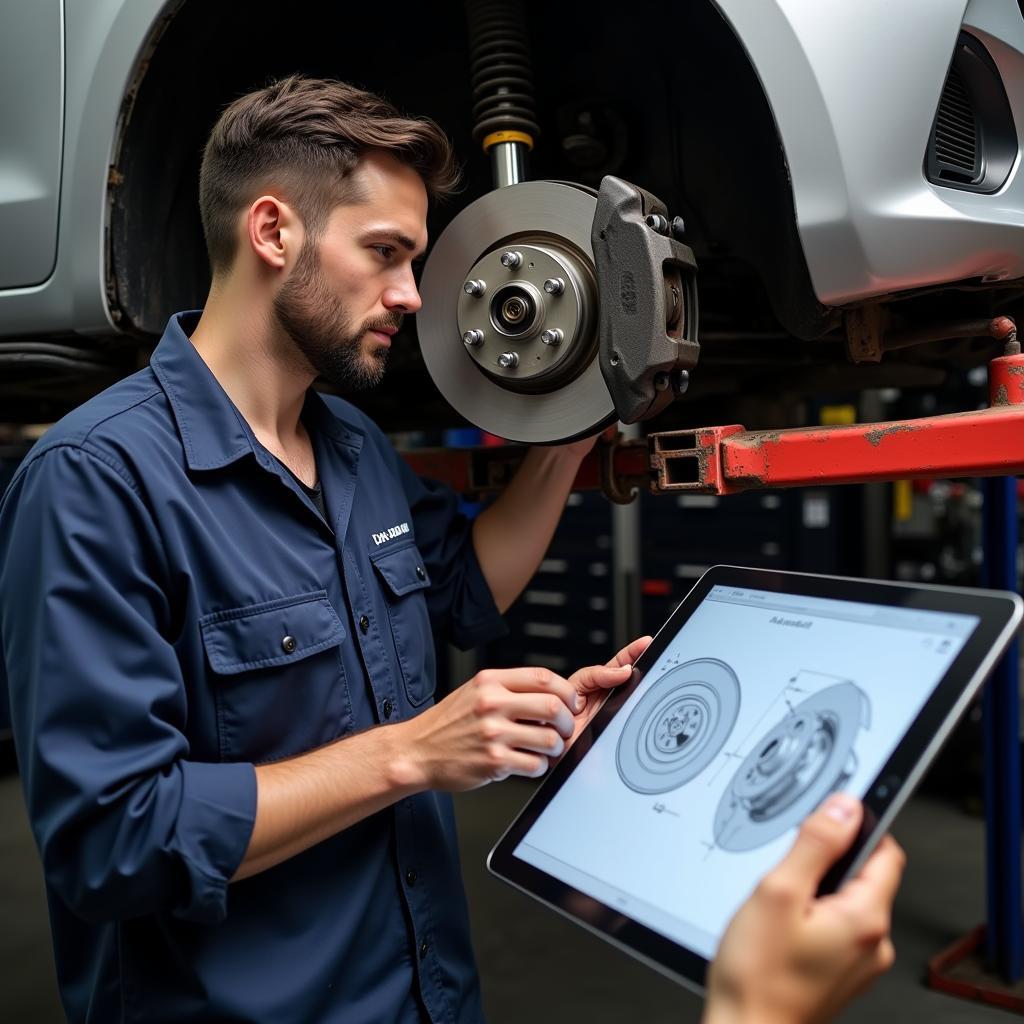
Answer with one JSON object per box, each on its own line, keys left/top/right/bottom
{"left": 457, "top": 240, "right": 597, "bottom": 390}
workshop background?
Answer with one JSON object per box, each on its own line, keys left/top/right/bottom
{"left": 4, "top": 0, "right": 1024, "bottom": 1020}
{"left": 3, "top": 391, "right": 1022, "bottom": 1022}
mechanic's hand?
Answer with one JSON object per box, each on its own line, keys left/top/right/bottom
{"left": 564, "top": 635, "right": 653, "bottom": 749}
{"left": 704, "top": 794, "right": 905, "bottom": 1024}
{"left": 396, "top": 667, "right": 587, "bottom": 791}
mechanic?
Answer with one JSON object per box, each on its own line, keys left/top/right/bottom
{"left": 0, "top": 75, "right": 903, "bottom": 1024}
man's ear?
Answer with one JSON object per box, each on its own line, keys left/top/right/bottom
{"left": 246, "top": 195, "right": 302, "bottom": 271}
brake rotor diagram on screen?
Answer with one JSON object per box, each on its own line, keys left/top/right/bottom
{"left": 713, "top": 682, "right": 872, "bottom": 852}
{"left": 616, "top": 658, "right": 741, "bottom": 794}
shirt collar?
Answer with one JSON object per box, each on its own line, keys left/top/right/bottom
{"left": 150, "top": 310, "right": 363, "bottom": 471}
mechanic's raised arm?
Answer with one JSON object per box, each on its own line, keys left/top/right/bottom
{"left": 472, "top": 437, "right": 596, "bottom": 613}
{"left": 703, "top": 794, "right": 905, "bottom": 1024}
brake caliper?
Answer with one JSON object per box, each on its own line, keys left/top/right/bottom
{"left": 592, "top": 176, "right": 700, "bottom": 424}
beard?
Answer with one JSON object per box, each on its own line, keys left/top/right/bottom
{"left": 272, "top": 240, "right": 402, "bottom": 391}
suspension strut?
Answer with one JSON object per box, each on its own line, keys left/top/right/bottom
{"left": 417, "top": 4, "right": 700, "bottom": 442}
{"left": 465, "top": 0, "right": 540, "bottom": 188}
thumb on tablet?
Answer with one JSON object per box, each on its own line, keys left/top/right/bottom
{"left": 762, "top": 793, "right": 862, "bottom": 899}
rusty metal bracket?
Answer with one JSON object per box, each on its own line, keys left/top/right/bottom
{"left": 648, "top": 426, "right": 745, "bottom": 494}
{"left": 844, "top": 304, "right": 888, "bottom": 363}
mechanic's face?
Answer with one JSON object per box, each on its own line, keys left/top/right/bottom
{"left": 273, "top": 150, "right": 427, "bottom": 390}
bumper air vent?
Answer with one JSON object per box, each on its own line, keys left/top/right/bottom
{"left": 932, "top": 66, "right": 978, "bottom": 179}
{"left": 925, "top": 33, "right": 1016, "bottom": 194}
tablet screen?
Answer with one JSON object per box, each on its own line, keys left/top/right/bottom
{"left": 512, "top": 583, "right": 980, "bottom": 959}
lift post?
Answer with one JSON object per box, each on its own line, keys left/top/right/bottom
{"left": 982, "top": 474, "right": 1022, "bottom": 980}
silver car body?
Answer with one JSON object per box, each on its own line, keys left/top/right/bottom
{"left": 714, "top": 0, "right": 1024, "bottom": 305}
{"left": 0, "top": 0, "right": 1020, "bottom": 338}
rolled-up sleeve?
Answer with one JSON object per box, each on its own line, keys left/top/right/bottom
{"left": 0, "top": 444, "right": 256, "bottom": 924}
{"left": 392, "top": 455, "right": 507, "bottom": 650}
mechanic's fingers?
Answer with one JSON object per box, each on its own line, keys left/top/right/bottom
{"left": 503, "top": 691, "right": 576, "bottom": 739}
{"left": 607, "top": 636, "right": 653, "bottom": 669}
{"left": 498, "top": 666, "right": 582, "bottom": 713}
{"left": 572, "top": 663, "right": 632, "bottom": 696}
{"left": 506, "top": 722, "right": 568, "bottom": 758}
{"left": 758, "top": 793, "right": 863, "bottom": 902}
{"left": 489, "top": 748, "right": 549, "bottom": 782}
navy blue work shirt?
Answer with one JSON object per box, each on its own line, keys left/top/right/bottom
{"left": 0, "top": 311, "right": 507, "bottom": 1023}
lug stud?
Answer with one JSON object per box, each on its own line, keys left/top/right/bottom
{"left": 463, "top": 329, "right": 484, "bottom": 347}
{"left": 540, "top": 328, "right": 563, "bottom": 346}
{"left": 497, "top": 351, "right": 519, "bottom": 369}
{"left": 464, "top": 279, "right": 486, "bottom": 297}
{"left": 543, "top": 277, "right": 565, "bottom": 295}
{"left": 500, "top": 250, "right": 523, "bottom": 269}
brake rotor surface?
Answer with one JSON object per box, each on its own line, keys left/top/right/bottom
{"left": 418, "top": 180, "right": 615, "bottom": 443}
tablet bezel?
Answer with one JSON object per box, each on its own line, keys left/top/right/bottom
{"left": 487, "top": 565, "right": 1023, "bottom": 993}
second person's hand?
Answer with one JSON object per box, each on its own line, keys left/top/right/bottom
{"left": 704, "top": 794, "right": 905, "bottom": 1024}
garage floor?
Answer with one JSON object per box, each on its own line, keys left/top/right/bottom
{"left": 0, "top": 769, "right": 1016, "bottom": 1023}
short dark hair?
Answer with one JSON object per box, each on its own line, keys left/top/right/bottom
{"left": 199, "top": 75, "right": 460, "bottom": 273}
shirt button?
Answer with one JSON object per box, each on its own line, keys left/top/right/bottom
{"left": 415, "top": 566, "right": 426, "bottom": 580}
{"left": 359, "top": 614, "right": 370, "bottom": 634}
{"left": 281, "top": 635, "right": 296, "bottom": 654}
{"left": 382, "top": 699, "right": 394, "bottom": 720}
{"left": 419, "top": 940, "right": 430, "bottom": 960}
{"left": 405, "top": 869, "right": 417, "bottom": 886}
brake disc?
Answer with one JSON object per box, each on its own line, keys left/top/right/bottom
{"left": 418, "top": 180, "right": 616, "bottom": 444}
{"left": 713, "top": 683, "right": 871, "bottom": 852}
{"left": 616, "top": 658, "right": 741, "bottom": 795}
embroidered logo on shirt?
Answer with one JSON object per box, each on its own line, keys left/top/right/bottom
{"left": 372, "top": 522, "right": 411, "bottom": 546}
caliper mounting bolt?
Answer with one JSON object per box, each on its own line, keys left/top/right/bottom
{"left": 653, "top": 372, "right": 670, "bottom": 392}
{"left": 497, "top": 351, "right": 520, "bottom": 369}
{"left": 645, "top": 213, "right": 670, "bottom": 234}
{"left": 463, "top": 279, "right": 487, "bottom": 297}
{"left": 543, "top": 277, "right": 565, "bottom": 295}
{"left": 500, "top": 250, "right": 523, "bottom": 269}
{"left": 462, "top": 329, "right": 484, "bottom": 347}
{"left": 675, "top": 370, "right": 690, "bottom": 396}
{"left": 671, "top": 216, "right": 686, "bottom": 240}
{"left": 541, "top": 328, "right": 563, "bottom": 346}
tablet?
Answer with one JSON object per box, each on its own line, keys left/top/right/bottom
{"left": 487, "top": 566, "right": 1022, "bottom": 993}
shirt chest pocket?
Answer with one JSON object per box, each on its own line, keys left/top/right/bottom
{"left": 370, "top": 543, "right": 437, "bottom": 707}
{"left": 200, "top": 591, "right": 350, "bottom": 762}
